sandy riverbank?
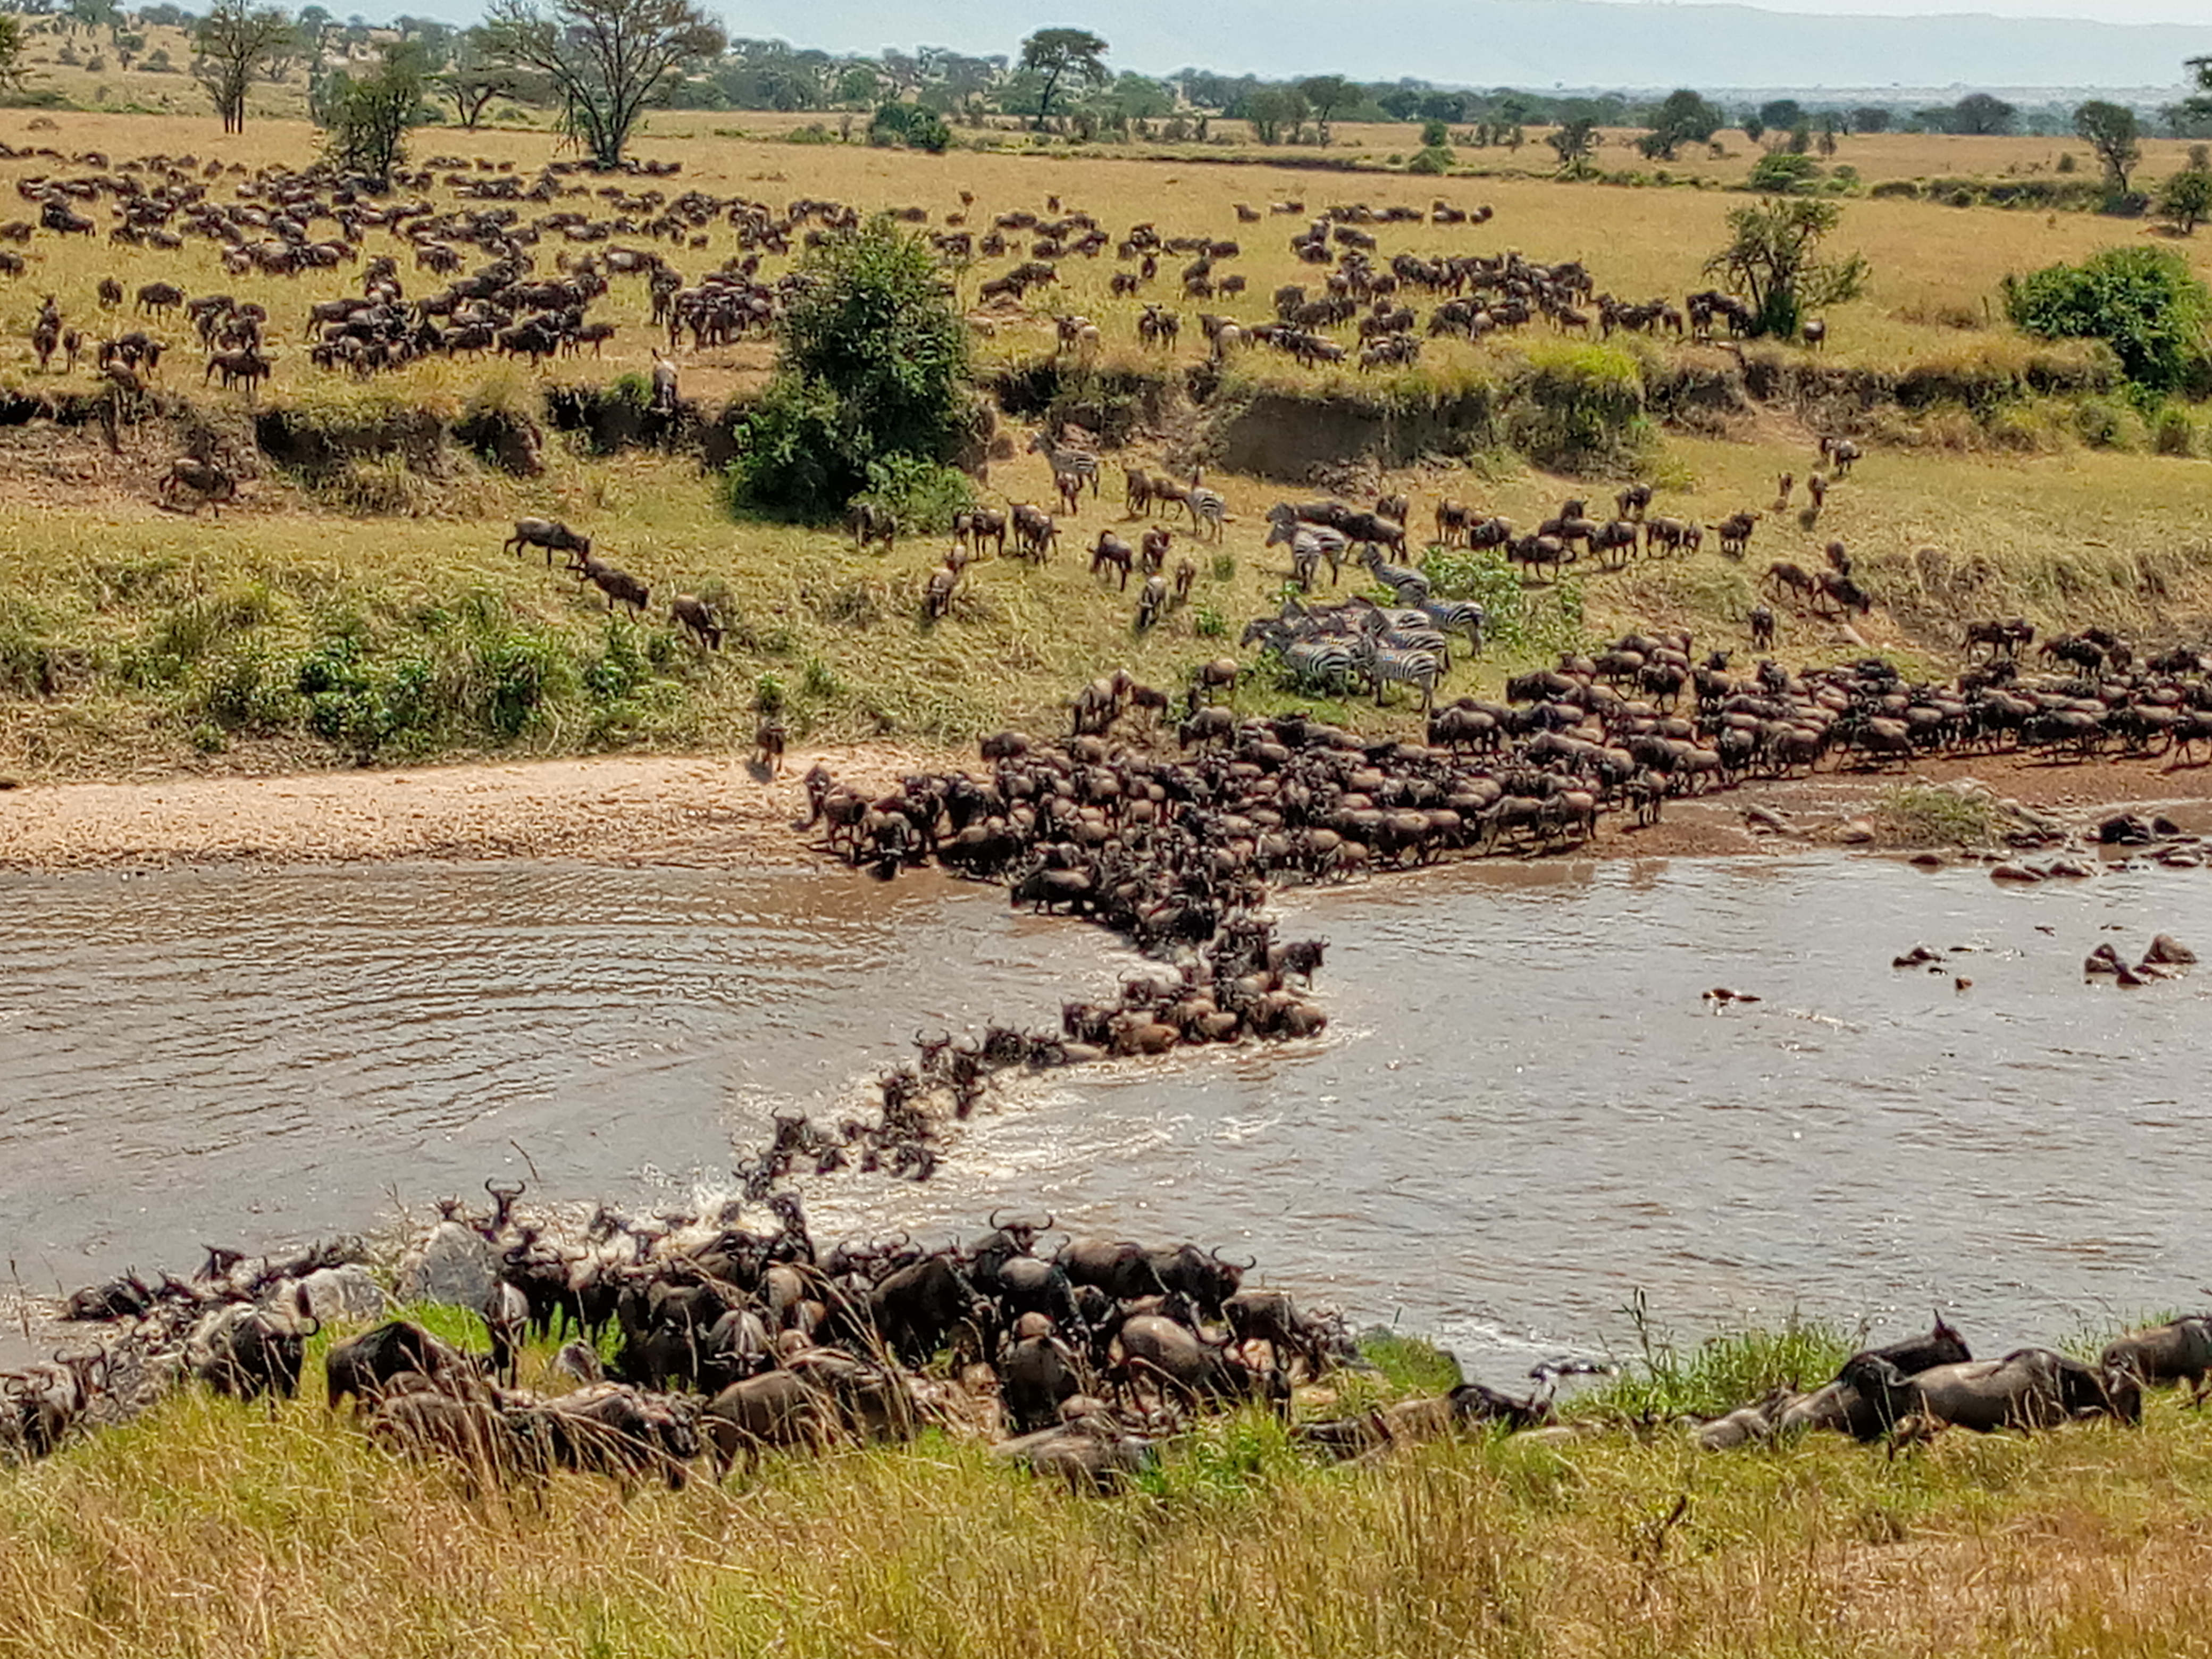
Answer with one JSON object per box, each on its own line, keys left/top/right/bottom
{"left": 0, "top": 744, "right": 2208, "bottom": 873}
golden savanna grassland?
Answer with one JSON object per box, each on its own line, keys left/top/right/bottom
{"left": 0, "top": 106, "right": 2207, "bottom": 781}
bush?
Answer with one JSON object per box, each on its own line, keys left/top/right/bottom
{"left": 2002, "top": 245, "right": 2212, "bottom": 393}
{"left": 868, "top": 100, "right": 951, "bottom": 153}
{"left": 1747, "top": 151, "right": 1821, "bottom": 192}
{"left": 725, "top": 217, "right": 972, "bottom": 524}
{"left": 849, "top": 451, "right": 974, "bottom": 537}
{"left": 1405, "top": 145, "right": 1452, "bottom": 175}
{"left": 1502, "top": 341, "right": 1650, "bottom": 473}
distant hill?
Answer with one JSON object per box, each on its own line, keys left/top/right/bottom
{"left": 716, "top": 0, "right": 2212, "bottom": 94}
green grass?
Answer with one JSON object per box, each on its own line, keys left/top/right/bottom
{"left": 1875, "top": 783, "right": 2007, "bottom": 849}
{"left": 9, "top": 1313, "right": 2212, "bottom": 1659}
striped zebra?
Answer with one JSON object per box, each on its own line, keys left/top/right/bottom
{"left": 1264, "top": 519, "right": 1346, "bottom": 589}
{"left": 1281, "top": 638, "right": 1361, "bottom": 695}
{"left": 1026, "top": 431, "right": 1099, "bottom": 496}
{"left": 1415, "top": 597, "right": 1486, "bottom": 654}
{"left": 1359, "top": 543, "right": 1431, "bottom": 605}
{"left": 1351, "top": 639, "right": 1445, "bottom": 712}
{"left": 1186, "top": 485, "right": 1227, "bottom": 541}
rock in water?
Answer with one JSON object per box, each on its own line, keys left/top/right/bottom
{"left": 394, "top": 1221, "right": 496, "bottom": 1310}
{"left": 2145, "top": 933, "right": 2198, "bottom": 966}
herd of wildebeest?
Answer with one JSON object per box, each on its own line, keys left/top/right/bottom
{"left": 14, "top": 1183, "right": 2212, "bottom": 1494}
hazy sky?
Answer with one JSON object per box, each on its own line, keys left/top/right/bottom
{"left": 1714, "top": 0, "right": 2199, "bottom": 18}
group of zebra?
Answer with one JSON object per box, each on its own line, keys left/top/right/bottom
{"left": 1241, "top": 581, "right": 1486, "bottom": 715}
{"left": 1027, "top": 431, "right": 1228, "bottom": 541}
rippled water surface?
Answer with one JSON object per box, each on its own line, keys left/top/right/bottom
{"left": 5, "top": 854, "right": 2211, "bottom": 1368}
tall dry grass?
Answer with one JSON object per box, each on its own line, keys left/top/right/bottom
{"left": 9, "top": 1346, "right": 2212, "bottom": 1659}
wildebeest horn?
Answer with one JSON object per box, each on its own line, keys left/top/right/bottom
{"left": 485, "top": 1178, "right": 525, "bottom": 1198}
{"left": 1039, "top": 1213, "right": 1055, "bottom": 1232}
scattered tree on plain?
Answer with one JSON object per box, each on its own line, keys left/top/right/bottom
{"left": 2073, "top": 100, "right": 2142, "bottom": 200}
{"left": 320, "top": 41, "right": 426, "bottom": 183}
{"left": 1017, "top": 27, "right": 1107, "bottom": 129}
{"left": 193, "top": 0, "right": 295, "bottom": 133}
{"left": 479, "top": 0, "right": 724, "bottom": 169}
{"left": 2157, "top": 164, "right": 2212, "bottom": 235}
{"left": 1639, "top": 88, "right": 1722, "bottom": 160}
{"left": 1547, "top": 117, "right": 1597, "bottom": 179}
{"left": 436, "top": 29, "right": 513, "bottom": 127}
{"left": 1706, "top": 196, "right": 1870, "bottom": 340}
{"left": 0, "top": 14, "right": 32, "bottom": 91}
{"left": 1296, "top": 74, "right": 1352, "bottom": 144}
{"left": 1241, "top": 84, "right": 1305, "bottom": 145}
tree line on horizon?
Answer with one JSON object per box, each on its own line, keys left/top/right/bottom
{"left": 1, "top": 0, "right": 2210, "bottom": 187}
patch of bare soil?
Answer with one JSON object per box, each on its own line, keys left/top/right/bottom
{"left": 0, "top": 745, "right": 960, "bottom": 873}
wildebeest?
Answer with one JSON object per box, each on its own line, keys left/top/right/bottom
{"left": 504, "top": 516, "right": 591, "bottom": 565}
{"left": 325, "top": 1319, "right": 489, "bottom": 1411}
{"left": 2101, "top": 1317, "right": 2212, "bottom": 1403}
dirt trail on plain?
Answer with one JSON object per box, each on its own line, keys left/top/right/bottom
{"left": 2, "top": 744, "right": 2210, "bottom": 874}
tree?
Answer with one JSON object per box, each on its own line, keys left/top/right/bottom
{"left": 2003, "top": 245, "right": 2210, "bottom": 392}
{"left": 320, "top": 41, "right": 425, "bottom": 183}
{"left": 2074, "top": 99, "right": 2142, "bottom": 198}
{"left": 725, "top": 216, "right": 972, "bottom": 523}
{"left": 437, "top": 29, "right": 514, "bottom": 128}
{"left": 1705, "top": 196, "right": 1870, "bottom": 339}
{"left": 1639, "top": 87, "right": 1721, "bottom": 160}
{"left": 1740, "top": 111, "right": 1764, "bottom": 145}
{"left": 2158, "top": 164, "right": 2212, "bottom": 235}
{"left": 1849, "top": 105, "right": 1892, "bottom": 134}
{"left": 193, "top": 0, "right": 296, "bottom": 133}
{"left": 1297, "top": 73, "right": 1352, "bottom": 144}
{"left": 1950, "top": 92, "right": 2016, "bottom": 135}
{"left": 479, "top": 0, "right": 724, "bottom": 169}
{"left": 1758, "top": 97, "right": 1803, "bottom": 132}
{"left": 0, "top": 14, "right": 32, "bottom": 90}
{"left": 1546, "top": 116, "right": 1597, "bottom": 179}
{"left": 1241, "top": 83, "right": 1304, "bottom": 145}
{"left": 1017, "top": 27, "right": 1105, "bottom": 129}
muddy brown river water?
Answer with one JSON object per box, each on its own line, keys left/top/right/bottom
{"left": 4, "top": 854, "right": 2210, "bottom": 1371}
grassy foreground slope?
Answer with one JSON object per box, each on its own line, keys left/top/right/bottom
{"left": 5, "top": 1326, "right": 2212, "bottom": 1659}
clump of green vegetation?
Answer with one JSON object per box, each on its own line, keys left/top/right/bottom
{"left": 725, "top": 215, "right": 973, "bottom": 524}
{"left": 868, "top": 100, "right": 952, "bottom": 153}
{"left": 1506, "top": 340, "right": 1653, "bottom": 472}
{"left": 1425, "top": 543, "right": 1586, "bottom": 658}
{"left": 1876, "top": 782, "right": 2004, "bottom": 847}
{"left": 2002, "top": 245, "right": 2212, "bottom": 396}
{"left": 1587, "top": 1290, "right": 1858, "bottom": 1420}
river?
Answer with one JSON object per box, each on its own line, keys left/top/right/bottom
{"left": 4, "top": 853, "right": 2209, "bottom": 1373}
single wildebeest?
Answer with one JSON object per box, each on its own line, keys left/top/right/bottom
{"left": 513, "top": 1383, "right": 699, "bottom": 1489}
{"left": 187, "top": 1303, "right": 316, "bottom": 1401}
{"left": 1841, "top": 1346, "right": 2139, "bottom": 1438}
{"left": 670, "top": 592, "right": 722, "bottom": 649}
{"left": 1146, "top": 1243, "right": 1246, "bottom": 1318}
{"left": 2101, "top": 1317, "right": 2212, "bottom": 1403}
{"left": 1001, "top": 1318, "right": 1087, "bottom": 1434}
{"left": 504, "top": 516, "right": 591, "bottom": 566}
{"left": 701, "top": 1371, "right": 834, "bottom": 1472}
{"left": 325, "top": 1319, "right": 490, "bottom": 1410}
{"left": 1114, "top": 1313, "right": 1284, "bottom": 1410}
{"left": 1058, "top": 1238, "right": 1170, "bottom": 1302}
{"left": 367, "top": 1389, "right": 521, "bottom": 1482}
{"left": 868, "top": 1255, "right": 985, "bottom": 1366}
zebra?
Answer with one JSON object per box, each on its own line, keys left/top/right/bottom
{"left": 1415, "top": 597, "right": 1486, "bottom": 655}
{"left": 1359, "top": 543, "right": 1430, "bottom": 605}
{"left": 1186, "top": 485, "right": 1227, "bottom": 541}
{"left": 1264, "top": 518, "right": 1346, "bottom": 589}
{"left": 1026, "top": 431, "right": 1098, "bottom": 496}
{"left": 1350, "top": 639, "right": 1445, "bottom": 712}
{"left": 1281, "top": 639, "right": 1361, "bottom": 695}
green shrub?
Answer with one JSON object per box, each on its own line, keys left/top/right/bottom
{"left": 851, "top": 451, "right": 974, "bottom": 536}
{"left": 868, "top": 101, "right": 952, "bottom": 154}
{"left": 725, "top": 217, "right": 972, "bottom": 525}
{"left": 1746, "top": 151, "right": 1820, "bottom": 192}
{"left": 1405, "top": 145, "right": 1453, "bottom": 175}
{"left": 1507, "top": 341, "right": 1651, "bottom": 472}
{"left": 2002, "top": 245, "right": 2212, "bottom": 393}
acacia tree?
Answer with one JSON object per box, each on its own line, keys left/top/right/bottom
{"left": 1640, "top": 87, "right": 1722, "bottom": 160}
{"left": 438, "top": 29, "right": 514, "bottom": 128}
{"left": 0, "top": 15, "right": 32, "bottom": 91}
{"left": 194, "top": 0, "right": 295, "bottom": 133}
{"left": 1297, "top": 73, "right": 1352, "bottom": 145}
{"left": 1546, "top": 116, "right": 1597, "bottom": 179}
{"left": 321, "top": 41, "right": 425, "bottom": 183}
{"left": 2158, "top": 164, "right": 2212, "bottom": 234}
{"left": 1242, "top": 84, "right": 1305, "bottom": 145}
{"left": 1705, "top": 196, "right": 1870, "bottom": 339}
{"left": 1018, "top": 27, "right": 1106, "bottom": 129}
{"left": 479, "top": 0, "right": 723, "bottom": 169}
{"left": 2074, "top": 99, "right": 2142, "bottom": 199}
